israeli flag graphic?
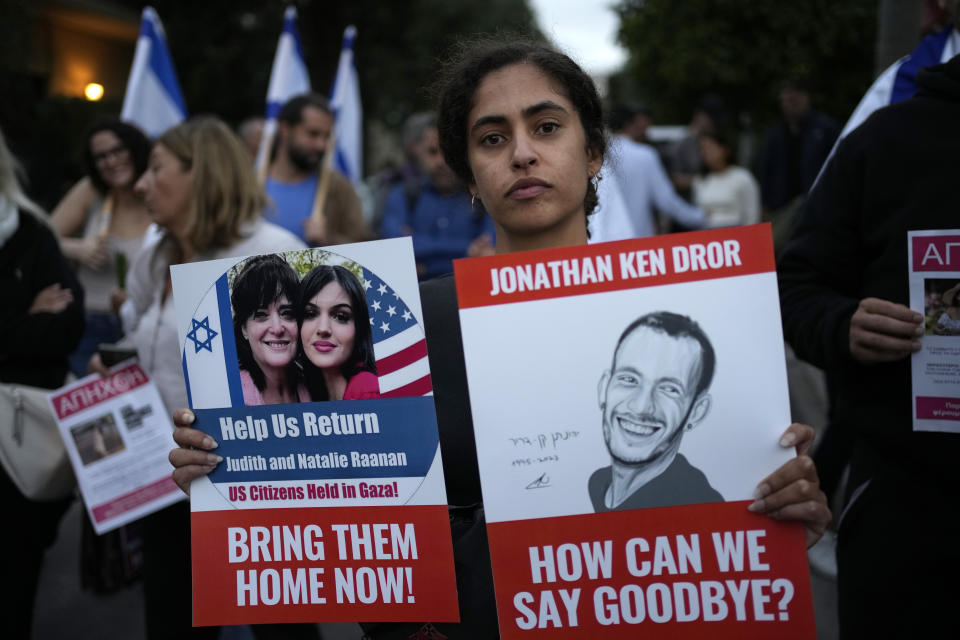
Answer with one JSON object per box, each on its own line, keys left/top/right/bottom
{"left": 179, "top": 257, "right": 240, "bottom": 411}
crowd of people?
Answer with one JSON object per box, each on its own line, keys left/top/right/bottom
{"left": 3, "top": 17, "right": 958, "bottom": 639}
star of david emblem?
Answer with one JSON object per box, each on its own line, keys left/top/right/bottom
{"left": 186, "top": 316, "right": 218, "bottom": 353}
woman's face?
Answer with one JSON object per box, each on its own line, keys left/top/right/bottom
{"left": 135, "top": 144, "right": 192, "bottom": 233}
{"left": 465, "top": 63, "right": 601, "bottom": 245}
{"left": 241, "top": 296, "right": 298, "bottom": 372}
{"left": 91, "top": 130, "right": 135, "bottom": 189}
{"left": 300, "top": 281, "right": 356, "bottom": 371}
{"left": 699, "top": 136, "right": 729, "bottom": 172}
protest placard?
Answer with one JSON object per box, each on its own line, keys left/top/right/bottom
{"left": 48, "top": 361, "right": 183, "bottom": 534}
{"left": 908, "top": 229, "right": 960, "bottom": 432}
{"left": 172, "top": 238, "right": 458, "bottom": 626}
{"left": 454, "top": 224, "right": 815, "bottom": 638}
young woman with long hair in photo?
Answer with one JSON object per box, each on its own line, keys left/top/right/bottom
{"left": 171, "top": 38, "right": 830, "bottom": 637}
{"left": 232, "top": 254, "right": 308, "bottom": 405}
{"left": 51, "top": 119, "right": 153, "bottom": 377}
{"left": 297, "top": 264, "right": 379, "bottom": 401}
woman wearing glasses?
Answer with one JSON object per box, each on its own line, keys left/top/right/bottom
{"left": 51, "top": 118, "right": 153, "bottom": 376}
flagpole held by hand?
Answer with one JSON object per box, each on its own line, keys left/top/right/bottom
{"left": 255, "top": 126, "right": 275, "bottom": 187}
{"left": 307, "top": 127, "right": 337, "bottom": 244}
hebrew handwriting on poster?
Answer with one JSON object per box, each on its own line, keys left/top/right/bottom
{"left": 455, "top": 224, "right": 816, "bottom": 639}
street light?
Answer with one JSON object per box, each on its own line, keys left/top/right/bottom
{"left": 84, "top": 83, "right": 104, "bottom": 101}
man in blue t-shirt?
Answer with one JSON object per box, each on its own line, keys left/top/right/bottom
{"left": 265, "top": 93, "right": 368, "bottom": 246}
{"left": 379, "top": 113, "right": 494, "bottom": 279}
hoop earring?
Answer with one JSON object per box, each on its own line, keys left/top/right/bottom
{"left": 590, "top": 173, "right": 601, "bottom": 191}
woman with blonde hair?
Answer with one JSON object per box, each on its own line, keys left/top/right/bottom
{"left": 90, "top": 116, "right": 314, "bottom": 639}
{"left": 0, "top": 126, "right": 84, "bottom": 638}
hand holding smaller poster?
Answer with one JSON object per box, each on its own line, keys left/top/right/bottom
{"left": 908, "top": 229, "right": 960, "bottom": 432}
{"left": 48, "top": 361, "right": 183, "bottom": 534}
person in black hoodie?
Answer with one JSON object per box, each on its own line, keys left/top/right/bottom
{"left": 778, "top": 54, "right": 960, "bottom": 638}
{"left": 0, "top": 127, "right": 85, "bottom": 638}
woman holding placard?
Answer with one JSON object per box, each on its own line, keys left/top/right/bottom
{"left": 171, "top": 38, "right": 830, "bottom": 636}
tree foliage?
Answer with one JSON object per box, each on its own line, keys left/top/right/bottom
{"left": 612, "top": 0, "right": 877, "bottom": 127}
{"left": 128, "top": 0, "right": 540, "bottom": 130}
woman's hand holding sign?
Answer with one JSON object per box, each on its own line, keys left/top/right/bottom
{"left": 748, "top": 423, "right": 831, "bottom": 548}
{"left": 170, "top": 409, "right": 221, "bottom": 494}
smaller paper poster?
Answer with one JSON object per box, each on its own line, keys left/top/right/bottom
{"left": 454, "top": 224, "right": 815, "bottom": 639}
{"left": 171, "top": 238, "right": 458, "bottom": 626}
{"left": 908, "top": 229, "right": 960, "bottom": 432}
{"left": 48, "top": 361, "right": 183, "bottom": 534}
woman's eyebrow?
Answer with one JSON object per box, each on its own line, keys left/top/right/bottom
{"left": 470, "top": 101, "right": 569, "bottom": 135}
{"left": 523, "top": 100, "right": 567, "bottom": 118}
{"left": 470, "top": 114, "right": 506, "bottom": 134}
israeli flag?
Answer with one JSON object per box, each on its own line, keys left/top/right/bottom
{"left": 255, "top": 6, "right": 311, "bottom": 174}
{"left": 120, "top": 7, "right": 187, "bottom": 139}
{"left": 817, "top": 25, "right": 959, "bottom": 181}
{"left": 330, "top": 26, "right": 363, "bottom": 183}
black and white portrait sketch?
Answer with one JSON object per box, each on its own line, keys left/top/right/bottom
{"left": 589, "top": 311, "right": 724, "bottom": 511}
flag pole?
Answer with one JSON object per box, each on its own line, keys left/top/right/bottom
{"left": 256, "top": 129, "right": 274, "bottom": 186}
{"left": 309, "top": 128, "right": 337, "bottom": 226}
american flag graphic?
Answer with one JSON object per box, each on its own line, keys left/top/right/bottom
{"left": 362, "top": 268, "right": 432, "bottom": 397}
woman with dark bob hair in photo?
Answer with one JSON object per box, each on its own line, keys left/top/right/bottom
{"left": 232, "top": 254, "right": 308, "bottom": 405}
{"left": 172, "top": 37, "right": 830, "bottom": 638}
{"left": 297, "top": 264, "right": 379, "bottom": 401}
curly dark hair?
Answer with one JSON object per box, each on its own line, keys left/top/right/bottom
{"left": 296, "top": 265, "right": 377, "bottom": 401}
{"left": 231, "top": 254, "right": 301, "bottom": 399}
{"left": 81, "top": 118, "right": 151, "bottom": 194}
{"left": 436, "top": 37, "right": 607, "bottom": 221}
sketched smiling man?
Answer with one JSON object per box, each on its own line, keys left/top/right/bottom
{"left": 589, "top": 311, "right": 723, "bottom": 511}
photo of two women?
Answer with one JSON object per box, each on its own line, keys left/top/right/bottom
{"left": 228, "top": 250, "right": 380, "bottom": 407}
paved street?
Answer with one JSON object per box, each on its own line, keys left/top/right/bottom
{"left": 34, "top": 500, "right": 362, "bottom": 640}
